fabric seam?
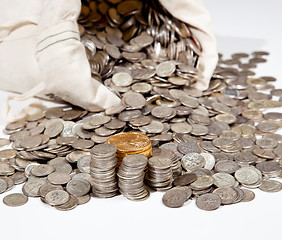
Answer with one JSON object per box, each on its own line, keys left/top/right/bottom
{"left": 36, "top": 37, "right": 79, "bottom": 54}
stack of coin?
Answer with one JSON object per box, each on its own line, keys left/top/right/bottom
{"left": 117, "top": 154, "right": 149, "bottom": 201}
{"left": 146, "top": 155, "right": 173, "bottom": 190}
{"left": 90, "top": 143, "right": 118, "bottom": 198}
{"left": 107, "top": 132, "right": 152, "bottom": 167}
{"left": 152, "top": 148, "right": 182, "bottom": 177}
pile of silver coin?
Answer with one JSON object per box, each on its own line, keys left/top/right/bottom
{"left": 118, "top": 154, "right": 149, "bottom": 200}
{"left": 79, "top": 0, "right": 201, "bottom": 91}
{"left": 0, "top": 0, "right": 282, "bottom": 211}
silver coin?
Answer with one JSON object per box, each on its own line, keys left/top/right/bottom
{"left": 235, "top": 167, "right": 260, "bottom": 185}
{"left": 156, "top": 61, "right": 176, "bottom": 77}
{"left": 112, "top": 72, "right": 133, "bottom": 87}
{"left": 196, "top": 193, "right": 221, "bottom": 211}
{"left": 212, "top": 173, "right": 236, "bottom": 188}
{"left": 3, "top": 193, "right": 28, "bottom": 207}
{"left": 47, "top": 172, "right": 71, "bottom": 185}
{"left": 162, "top": 188, "right": 187, "bottom": 208}
{"left": 0, "top": 178, "right": 8, "bottom": 194}
{"left": 66, "top": 179, "right": 91, "bottom": 197}
{"left": 23, "top": 178, "right": 46, "bottom": 197}
{"left": 31, "top": 164, "right": 55, "bottom": 177}
{"left": 55, "top": 195, "right": 78, "bottom": 211}
{"left": 181, "top": 153, "right": 205, "bottom": 172}
{"left": 45, "top": 190, "right": 70, "bottom": 206}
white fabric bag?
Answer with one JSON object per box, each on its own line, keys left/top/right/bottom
{"left": 160, "top": 0, "right": 218, "bottom": 91}
{"left": 0, "top": 0, "right": 217, "bottom": 119}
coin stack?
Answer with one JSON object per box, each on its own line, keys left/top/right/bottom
{"left": 107, "top": 132, "right": 152, "bottom": 167}
{"left": 117, "top": 154, "right": 149, "bottom": 201}
{"left": 90, "top": 143, "right": 119, "bottom": 198}
{"left": 146, "top": 155, "right": 173, "bottom": 191}
{"left": 152, "top": 148, "right": 182, "bottom": 177}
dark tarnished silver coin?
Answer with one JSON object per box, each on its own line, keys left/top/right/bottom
{"left": 162, "top": 188, "right": 187, "bottom": 208}
{"left": 45, "top": 190, "right": 70, "bottom": 206}
{"left": 241, "top": 189, "right": 255, "bottom": 202}
{"left": 55, "top": 195, "right": 78, "bottom": 211}
{"left": 173, "top": 173, "right": 197, "bottom": 186}
{"left": 196, "top": 193, "right": 221, "bottom": 211}
{"left": 66, "top": 179, "right": 91, "bottom": 197}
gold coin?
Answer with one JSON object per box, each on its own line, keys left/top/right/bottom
{"left": 107, "top": 132, "right": 151, "bottom": 153}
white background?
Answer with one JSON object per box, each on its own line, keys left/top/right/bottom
{"left": 0, "top": 0, "right": 282, "bottom": 239}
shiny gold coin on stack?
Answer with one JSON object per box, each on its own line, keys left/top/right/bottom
{"left": 107, "top": 132, "right": 152, "bottom": 167}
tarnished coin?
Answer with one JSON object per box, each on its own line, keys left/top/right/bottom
{"left": 31, "top": 164, "right": 55, "bottom": 177}
{"left": 39, "top": 183, "right": 64, "bottom": 197}
{"left": 52, "top": 163, "right": 72, "bottom": 174}
{"left": 0, "top": 149, "right": 17, "bottom": 160}
{"left": 162, "top": 188, "right": 187, "bottom": 208}
{"left": 190, "top": 124, "right": 209, "bottom": 136}
{"left": 214, "top": 160, "right": 239, "bottom": 174}
{"left": 129, "top": 115, "right": 151, "bottom": 127}
{"left": 0, "top": 178, "right": 8, "bottom": 194}
{"left": 256, "top": 137, "right": 278, "bottom": 149}
{"left": 104, "top": 118, "right": 126, "bottom": 129}
{"left": 0, "top": 162, "right": 15, "bottom": 175}
{"left": 259, "top": 179, "right": 282, "bottom": 192}
{"left": 257, "top": 121, "right": 279, "bottom": 133}
{"left": 89, "top": 115, "right": 111, "bottom": 126}
{"left": 171, "top": 122, "right": 192, "bottom": 134}
{"left": 196, "top": 193, "right": 221, "bottom": 211}
{"left": 215, "top": 113, "right": 236, "bottom": 124}
{"left": 20, "top": 135, "right": 42, "bottom": 149}
{"left": 10, "top": 172, "right": 27, "bottom": 185}
{"left": 45, "top": 190, "right": 70, "bottom": 206}
{"left": 264, "top": 112, "right": 282, "bottom": 121}
{"left": 47, "top": 172, "right": 71, "bottom": 185}
{"left": 55, "top": 195, "right": 78, "bottom": 211}
{"left": 151, "top": 106, "right": 174, "bottom": 119}
{"left": 76, "top": 194, "right": 91, "bottom": 205}
{"left": 0, "top": 138, "right": 10, "bottom": 148}
{"left": 190, "top": 175, "right": 214, "bottom": 190}
{"left": 231, "top": 187, "right": 245, "bottom": 203}
{"left": 148, "top": 156, "right": 172, "bottom": 169}
{"left": 23, "top": 178, "right": 46, "bottom": 197}
{"left": 177, "top": 141, "right": 200, "bottom": 154}
{"left": 44, "top": 121, "right": 64, "bottom": 138}
{"left": 213, "top": 187, "right": 238, "bottom": 204}
{"left": 241, "top": 189, "right": 255, "bottom": 202}
{"left": 77, "top": 155, "right": 91, "bottom": 173}
{"left": 140, "top": 120, "right": 164, "bottom": 134}
{"left": 173, "top": 173, "right": 197, "bottom": 186}
{"left": 3, "top": 193, "right": 28, "bottom": 207}
{"left": 66, "top": 179, "right": 91, "bottom": 196}
{"left": 72, "top": 139, "right": 94, "bottom": 149}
